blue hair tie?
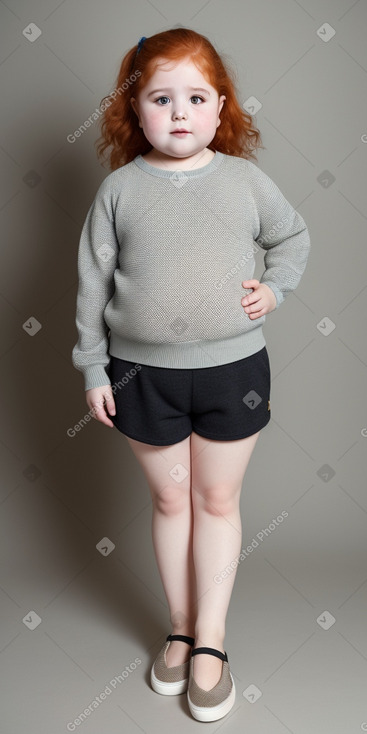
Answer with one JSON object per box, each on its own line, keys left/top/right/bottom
{"left": 137, "top": 36, "right": 147, "bottom": 54}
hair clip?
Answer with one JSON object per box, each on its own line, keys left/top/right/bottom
{"left": 136, "top": 36, "right": 147, "bottom": 55}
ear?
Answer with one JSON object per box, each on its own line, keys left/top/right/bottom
{"left": 217, "top": 95, "right": 226, "bottom": 126}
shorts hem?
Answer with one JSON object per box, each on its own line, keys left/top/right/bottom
{"left": 192, "top": 416, "right": 271, "bottom": 442}
{"left": 113, "top": 423, "right": 192, "bottom": 446}
{"left": 113, "top": 417, "right": 271, "bottom": 444}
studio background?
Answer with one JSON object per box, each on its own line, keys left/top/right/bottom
{"left": 1, "top": 1, "right": 366, "bottom": 732}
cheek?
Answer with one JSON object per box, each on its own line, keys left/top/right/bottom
{"left": 142, "top": 109, "right": 164, "bottom": 132}
{"left": 196, "top": 107, "right": 218, "bottom": 129}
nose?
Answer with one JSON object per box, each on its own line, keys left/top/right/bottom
{"left": 172, "top": 104, "right": 187, "bottom": 120}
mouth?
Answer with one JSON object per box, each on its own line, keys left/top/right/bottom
{"left": 171, "top": 129, "right": 191, "bottom": 134}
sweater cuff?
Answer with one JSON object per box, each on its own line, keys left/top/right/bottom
{"left": 260, "top": 280, "right": 284, "bottom": 310}
{"left": 83, "top": 365, "right": 112, "bottom": 392}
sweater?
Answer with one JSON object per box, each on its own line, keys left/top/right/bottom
{"left": 72, "top": 151, "right": 311, "bottom": 391}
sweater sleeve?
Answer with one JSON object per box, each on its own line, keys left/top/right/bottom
{"left": 249, "top": 163, "right": 311, "bottom": 309}
{"left": 71, "top": 178, "right": 119, "bottom": 391}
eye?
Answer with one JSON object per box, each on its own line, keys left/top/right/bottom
{"left": 154, "top": 95, "right": 205, "bottom": 105}
{"left": 155, "top": 96, "right": 170, "bottom": 105}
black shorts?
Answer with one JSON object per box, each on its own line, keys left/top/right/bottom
{"left": 105, "top": 346, "right": 271, "bottom": 446}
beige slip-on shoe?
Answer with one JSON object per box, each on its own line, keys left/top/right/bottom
{"left": 187, "top": 646, "right": 236, "bottom": 721}
{"left": 151, "top": 634, "right": 195, "bottom": 695}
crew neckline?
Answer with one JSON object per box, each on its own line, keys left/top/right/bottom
{"left": 134, "top": 150, "right": 224, "bottom": 178}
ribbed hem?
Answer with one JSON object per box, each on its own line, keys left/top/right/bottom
{"left": 108, "top": 327, "right": 266, "bottom": 369}
{"left": 83, "top": 364, "right": 111, "bottom": 392}
{"left": 260, "top": 279, "right": 284, "bottom": 309}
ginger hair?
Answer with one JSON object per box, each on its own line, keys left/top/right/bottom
{"left": 95, "top": 27, "right": 264, "bottom": 171}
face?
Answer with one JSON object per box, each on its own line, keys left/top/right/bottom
{"left": 130, "top": 58, "right": 226, "bottom": 166}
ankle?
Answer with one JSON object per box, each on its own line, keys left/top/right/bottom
{"left": 171, "top": 625, "right": 196, "bottom": 639}
{"left": 194, "top": 626, "right": 225, "bottom": 651}
{"left": 171, "top": 612, "right": 195, "bottom": 639}
{"left": 171, "top": 629, "right": 195, "bottom": 639}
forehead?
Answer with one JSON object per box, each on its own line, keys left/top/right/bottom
{"left": 146, "top": 57, "right": 211, "bottom": 85}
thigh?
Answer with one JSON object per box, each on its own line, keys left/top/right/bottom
{"left": 125, "top": 434, "right": 192, "bottom": 501}
{"left": 191, "top": 430, "right": 260, "bottom": 507}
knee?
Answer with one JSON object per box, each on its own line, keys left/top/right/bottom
{"left": 192, "top": 484, "right": 240, "bottom": 516}
{"left": 153, "top": 485, "right": 190, "bottom": 516}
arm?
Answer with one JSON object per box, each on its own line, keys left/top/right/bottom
{"left": 71, "top": 178, "right": 119, "bottom": 391}
{"left": 249, "top": 163, "right": 311, "bottom": 310}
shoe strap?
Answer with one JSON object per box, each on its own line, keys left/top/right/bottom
{"left": 166, "top": 634, "right": 195, "bottom": 646}
{"left": 191, "top": 646, "right": 228, "bottom": 662}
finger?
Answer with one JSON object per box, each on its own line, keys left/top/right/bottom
{"left": 248, "top": 306, "right": 267, "bottom": 319}
{"left": 92, "top": 402, "right": 115, "bottom": 428}
{"left": 243, "top": 298, "right": 264, "bottom": 313}
{"left": 242, "top": 279, "right": 259, "bottom": 288}
{"left": 90, "top": 389, "right": 115, "bottom": 414}
{"left": 90, "top": 394, "right": 116, "bottom": 427}
{"left": 242, "top": 293, "right": 261, "bottom": 307}
{"left": 104, "top": 392, "right": 116, "bottom": 416}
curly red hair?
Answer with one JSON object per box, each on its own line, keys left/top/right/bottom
{"left": 95, "top": 27, "right": 264, "bottom": 171}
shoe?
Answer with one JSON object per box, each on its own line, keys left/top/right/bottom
{"left": 150, "top": 634, "right": 195, "bottom": 695}
{"left": 187, "top": 647, "right": 236, "bottom": 722}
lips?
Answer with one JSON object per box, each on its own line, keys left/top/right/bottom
{"left": 171, "top": 129, "right": 190, "bottom": 133}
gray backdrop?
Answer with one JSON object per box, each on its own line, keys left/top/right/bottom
{"left": 1, "top": 1, "right": 367, "bottom": 732}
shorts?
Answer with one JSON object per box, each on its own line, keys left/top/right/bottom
{"left": 105, "top": 346, "right": 271, "bottom": 446}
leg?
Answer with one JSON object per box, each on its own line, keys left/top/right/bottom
{"left": 124, "top": 434, "right": 197, "bottom": 667}
{"left": 190, "top": 430, "right": 261, "bottom": 689}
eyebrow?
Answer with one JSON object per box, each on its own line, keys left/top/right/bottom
{"left": 147, "top": 87, "right": 210, "bottom": 97}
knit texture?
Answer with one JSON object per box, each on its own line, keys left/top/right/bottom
{"left": 72, "top": 151, "right": 311, "bottom": 390}
{"left": 152, "top": 640, "right": 190, "bottom": 683}
{"left": 187, "top": 655, "right": 234, "bottom": 707}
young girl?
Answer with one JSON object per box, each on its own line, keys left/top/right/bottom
{"left": 72, "top": 27, "right": 310, "bottom": 723}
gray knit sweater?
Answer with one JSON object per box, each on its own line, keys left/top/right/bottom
{"left": 72, "top": 151, "right": 311, "bottom": 391}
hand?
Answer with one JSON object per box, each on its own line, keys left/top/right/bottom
{"left": 85, "top": 385, "right": 116, "bottom": 428}
{"left": 241, "top": 279, "right": 277, "bottom": 319}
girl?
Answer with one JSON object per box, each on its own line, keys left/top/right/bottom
{"left": 72, "top": 28, "right": 310, "bottom": 723}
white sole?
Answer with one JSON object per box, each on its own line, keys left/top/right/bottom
{"left": 187, "top": 674, "right": 236, "bottom": 721}
{"left": 150, "top": 667, "right": 188, "bottom": 695}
